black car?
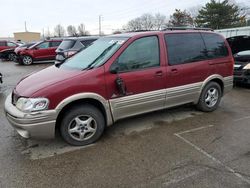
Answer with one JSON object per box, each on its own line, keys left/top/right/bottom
{"left": 55, "top": 37, "right": 99, "bottom": 62}
{"left": 227, "top": 35, "right": 250, "bottom": 84}
{"left": 0, "top": 42, "right": 35, "bottom": 61}
{"left": 233, "top": 51, "right": 250, "bottom": 84}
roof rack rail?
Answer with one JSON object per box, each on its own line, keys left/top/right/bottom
{"left": 162, "top": 27, "right": 213, "bottom": 31}
{"left": 126, "top": 29, "right": 158, "bottom": 33}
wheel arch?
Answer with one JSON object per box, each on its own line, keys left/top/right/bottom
{"left": 201, "top": 74, "right": 225, "bottom": 95}
{"left": 55, "top": 93, "right": 113, "bottom": 133}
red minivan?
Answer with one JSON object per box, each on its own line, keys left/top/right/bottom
{"left": 4, "top": 30, "right": 234, "bottom": 146}
{"left": 16, "top": 39, "right": 62, "bottom": 65}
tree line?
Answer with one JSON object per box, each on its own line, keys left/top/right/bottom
{"left": 46, "top": 23, "right": 90, "bottom": 38}
{"left": 123, "top": 0, "right": 250, "bottom": 31}
{"left": 49, "top": 0, "right": 249, "bottom": 37}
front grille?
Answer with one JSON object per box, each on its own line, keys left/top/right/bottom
{"left": 234, "top": 70, "right": 243, "bottom": 76}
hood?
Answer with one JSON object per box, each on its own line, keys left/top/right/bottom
{"left": 15, "top": 65, "right": 83, "bottom": 97}
{"left": 0, "top": 48, "right": 14, "bottom": 53}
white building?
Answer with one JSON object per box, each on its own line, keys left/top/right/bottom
{"left": 215, "top": 26, "right": 250, "bottom": 38}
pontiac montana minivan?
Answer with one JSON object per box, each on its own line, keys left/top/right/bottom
{"left": 4, "top": 30, "right": 234, "bottom": 146}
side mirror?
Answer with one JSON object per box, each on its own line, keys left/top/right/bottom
{"left": 33, "top": 47, "right": 39, "bottom": 50}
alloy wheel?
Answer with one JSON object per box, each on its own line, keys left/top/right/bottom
{"left": 23, "top": 56, "right": 32, "bottom": 65}
{"left": 68, "top": 115, "right": 97, "bottom": 141}
{"left": 205, "top": 87, "right": 219, "bottom": 108}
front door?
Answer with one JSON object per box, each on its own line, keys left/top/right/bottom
{"left": 33, "top": 41, "right": 50, "bottom": 60}
{"left": 105, "top": 35, "right": 167, "bottom": 121}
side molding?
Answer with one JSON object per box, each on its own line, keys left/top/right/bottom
{"left": 55, "top": 93, "right": 113, "bottom": 126}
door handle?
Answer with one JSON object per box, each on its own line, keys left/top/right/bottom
{"left": 171, "top": 68, "right": 178, "bottom": 74}
{"left": 155, "top": 71, "right": 163, "bottom": 77}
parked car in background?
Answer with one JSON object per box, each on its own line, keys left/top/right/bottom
{"left": 4, "top": 30, "right": 234, "bottom": 146}
{"left": 17, "top": 39, "right": 62, "bottom": 65}
{"left": 0, "top": 42, "right": 35, "bottom": 61}
{"left": 227, "top": 35, "right": 250, "bottom": 54}
{"left": 0, "top": 40, "right": 19, "bottom": 52}
{"left": 233, "top": 50, "right": 250, "bottom": 84}
{"left": 55, "top": 37, "right": 99, "bottom": 62}
{"left": 227, "top": 35, "right": 250, "bottom": 84}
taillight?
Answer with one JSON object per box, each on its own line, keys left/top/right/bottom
{"left": 64, "top": 51, "right": 77, "bottom": 58}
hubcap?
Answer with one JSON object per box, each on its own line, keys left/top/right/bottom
{"left": 68, "top": 115, "right": 97, "bottom": 141}
{"left": 205, "top": 87, "right": 219, "bottom": 108}
{"left": 9, "top": 54, "right": 17, "bottom": 61}
{"left": 23, "top": 56, "right": 32, "bottom": 65}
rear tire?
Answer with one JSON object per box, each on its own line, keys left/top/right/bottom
{"left": 60, "top": 104, "right": 105, "bottom": 146}
{"left": 197, "top": 82, "right": 222, "bottom": 112}
{"left": 22, "top": 55, "right": 33, "bottom": 65}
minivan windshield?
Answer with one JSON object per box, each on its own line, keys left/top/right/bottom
{"left": 60, "top": 37, "right": 129, "bottom": 70}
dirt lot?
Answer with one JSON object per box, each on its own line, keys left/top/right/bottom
{"left": 0, "top": 60, "right": 250, "bottom": 188}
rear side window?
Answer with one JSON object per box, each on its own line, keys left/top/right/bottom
{"left": 201, "top": 33, "right": 229, "bottom": 59}
{"left": 50, "top": 41, "right": 61, "bottom": 47}
{"left": 165, "top": 33, "right": 207, "bottom": 65}
{"left": 81, "top": 40, "right": 95, "bottom": 47}
{"left": 115, "top": 36, "right": 160, "bottom": 72}
{"left": 58, "top": 40, "right": 75, "bottom": 50}
{"left": 0, "top": 41, "right": 6, "bottom": 46}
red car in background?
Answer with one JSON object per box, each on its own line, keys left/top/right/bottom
{"left": 16, "top": 39, "right": 62, "bottom": 65}
{"left": 0, "top": 40, "right": 19, "bottom": 52}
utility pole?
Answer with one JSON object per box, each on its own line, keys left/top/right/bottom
{"left": 25, "top": 21, "right": 27, "bottom": 32}
{"left": 42, "top": 28, "right": 45, "bottom": 40}
{"left": 99, "top": 15, "right": 101, "bottom": 36}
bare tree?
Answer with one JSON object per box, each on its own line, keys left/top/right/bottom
{"left": 126, "top": 18, "right": 143, "bottom": 31}
{"left": 154, "top": 13, "right": 167, "bottom": 30}
{"left": 67, "top": 25, "right": 78, "bottom": 36}
{"left": 124, "top": 13, "right": 167, "bottom": 31}
{"left": 140, "top": 13, "right": 155, "bottom": 30}
{"left": 78, "top": 23, "right": 90, "bottom": 36}
{"left": 54, "top": 24, "right": 65, "bottom": 37}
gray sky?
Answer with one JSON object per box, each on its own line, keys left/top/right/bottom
{"left": 0, "top": 0, "right": 249, "bottom": 37}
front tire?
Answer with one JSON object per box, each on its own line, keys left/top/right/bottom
{"left": 197, "top": 82, "right": 222, "bottom": 112}
{"left": 60, "top": 104, "right": 105, "bottom": 146}
{"left": 22, "top": 55, "right": 33, "bottom": 65}
{"left": 8, "top": 53, "right": 17, "bottom": 61}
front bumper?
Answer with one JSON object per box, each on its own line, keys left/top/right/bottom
{"left": 4, "top": 94, "right": 57, "bottom": 139}
{"left": 14, "top": 55, "right": 22, "bottom": 63}
{"left": 234, "top": 69, "right": 250, "bottom": 84}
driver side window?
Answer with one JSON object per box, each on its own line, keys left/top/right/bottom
{"left": 37, "top": 42, "right": 49, "bottom": 49}
{"left": 115, "top": 36, "right": 160, "bottom": 72}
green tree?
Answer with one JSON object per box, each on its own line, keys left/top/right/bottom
{"left": 169, "top": 9, "right": 194, "bottom": 27}
{"left": 195, "top": 0, "right": 241, "bottom": 29}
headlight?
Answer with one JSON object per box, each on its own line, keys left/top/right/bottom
{"left": 16, "top": 97, "right": 49, "bottom": 112}
{"left": 243, "top": 63, "right": 250, "bottom": 70}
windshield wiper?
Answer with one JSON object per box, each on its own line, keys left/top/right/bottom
{"left": 84, "top": 41, "right": 118, "bottom": 70}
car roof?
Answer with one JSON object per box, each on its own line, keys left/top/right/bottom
{"left": 107, "top": 29, "right": 215, "bottom": 39}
